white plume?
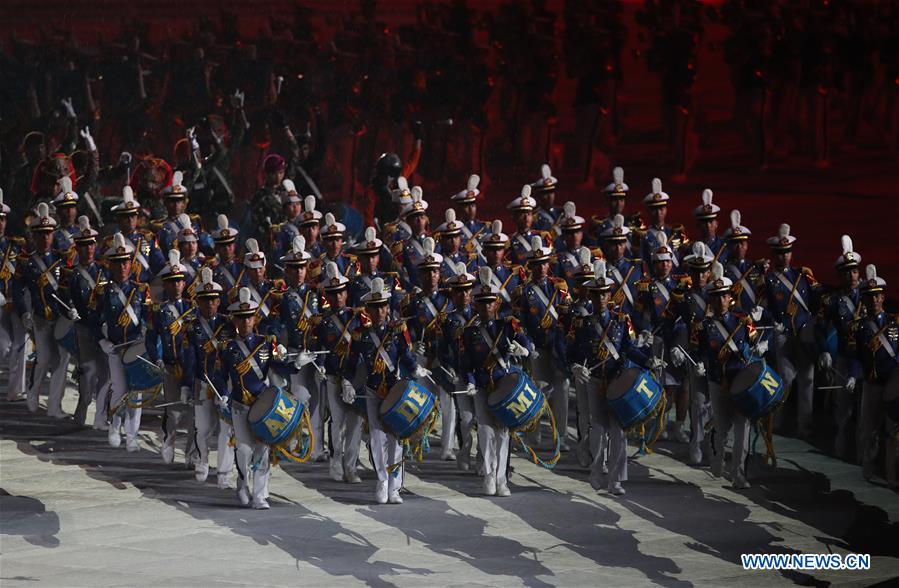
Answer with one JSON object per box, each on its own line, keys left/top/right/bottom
{"left": 541, "top": 163, "right": 552, "bottom": 180}
{"left": 478, "top": 266, "right": 492, "bottom": 287}
{"left": 200, "top": 266, "right": 213, "bottom": 284}
{"left": 77, "top": 215, "right": 90, "bottom": 232}
{"left": 172, "top": 170, "right": 183, "bottom": 188}
{"left": 238, "top": 287, "right": 251, "bottom": 304}
{"left": 282, "top": 179, "right": 296, "bottom": 193}
{"left": 866, "top": 264, "right": 877, "bottom": 281}
{"left": 563, "top": 201, "right": 576, "bottom": 219}
{"left": 292, "top": 235, "right": 305, "bottom": 253}
{"left": 530, "top": 235, "right": 543, "bottom": 250}
{"left": 778, "top": 223, "right": 790, "bottom": 239}
{"left": 371, "top": 277, "right": 385, "bottom": 293}
{"left": 702, "top": 188, "right": 713, "bottom": 206}
{"left": 612, "top": 166, "right": 624, "bottom": 184}
{"left": 456, "top": 261, "right": 468, "bottom": 275}
{"left": 612, "top": 213, "right": 624, "bottom": 229}
{"left": 423, "top": 237, "right": 435, "bottom": 256}
{"left": 397, "top": 176, "right": 409, "bottom": 192}
{"left": 246, "top": 238, "right": 259, "bottom": 254}
{"left": 325, "top": 212, "right": 336, "bottom": 226}
{"left": 59, "top": 176, "right": 73, "bottom": 194}
{"left": 217, "top": 214, "right": 229, "bottom": 230}
{"left": 168, "top": 248, "right": 181, "bottom": 268}
{"left": 113, "top": 233, "right": 127, "bottom": 249}
{"left": 711, "top": 261, "right": 724, "bottom": 281}
{"left": 304, "top": 195, "right": 316, "bottom": 212}
{"left": 411, "top": 186, "right": 423, "bottom": 200}
{"left": 445, "top": 208, "right": 456, "bottom": 224}
{"left": 364, "top": 227, "right": 376, "bottom": 242}
{"left": 177, "top": 213, "right": 191, "bottom": 230}
{"left": 651, "top": 178, "right": 662, "bottom": 194}
{"left": 841, "top": 235, "right": 853, "bottom": 255}
{"left": 730, "top": 210, "right": 741, "bottom": 229}
{"left": 467, "top": 174, "right": 479, "bottom": 191}
{"left": 594, "top": 259, "right": 607, "bottom": 278}
{"left": 122, "top": 185, "right": 135, "bottom": 201}
{"left": 37, "top": 202, "right": 49, "bottom": 218}
{"left": 577, "top": 248, "right": 591, "bottom": 266}
{"left": 492, "top": 220, "right": 502, "bottom": 235}
{"left": 325, "top": 261, "right": 339, "bottom": 280}
{"left": 520, "top": 184, "right": 532, "bottom": 199}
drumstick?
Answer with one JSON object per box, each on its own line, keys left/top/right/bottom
{"left": 675, "top": 345, "right": 698, "bottom": 367}
{"left": 51, "top": 293, "right": 73, "bottom": 313}
{"left": 816, "top": 385, "right": 845, "bottom": 391}
{"left": 450, "top": 390, "right": 473, "bottom": 395}
{"left": 135, "top": 354, "right": 164, "bottom": 372}
{"left": 203, "top": 372, "right": 226, "bottom": 403}
{"left": 112, "top": 338, "right": 142, "bottom": 350}
{"left": 153, "top": 400, "right": 191, "bottom": 409}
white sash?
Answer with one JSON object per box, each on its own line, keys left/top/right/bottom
{"left": 530, "top": 281, "right": 559, "bottom": 322}
{"left": 728, "top": 263, "right": 756, "bottom": 305}
{"left": 713, "top": 319, "right": 740, "bottom": 354}
{"left": 330, "top": 312, "right": 353, "bottom": 345}
{"left": 775, "top": 271, "right": 810, "bottom": 313}
{"left": 608, "top": 265, "right": 634, "bottom": 306}
{"left": 593, "top": 316, "right": 621, "bottom": 360}
{"left": 32, "top": 254, "right": 58, "bottom": 290}
{"left": 216, "top": 258, "right": 237, "bottom": 288}
{"left": 409, "top": 237, "right": 426, "bottom": 259}
{"left": 841, "top": 295, "right": 856, "bottom": 317}
{"left": 514, "top": 234, "right": 533, "bottom": 254}
{"left": 489, "top": 269, "right": 512, "bottom": 303}
{"left": 690, "top": 292, "right": 707, "bottom": 315}
{"left": 198, "top": 315, "right": 216, "bottom": 343}
{"left": 112, "top": 283, "right": 139, "bottom": 326}
{"left": 235, "top": 337, "right": 265, "bottom": 380}
{"left": 479, "top": 324, "right": 508, "bottom": 370}
{"left": 76, "top": 266, "right": 97, "bottom": 290}
{"left": 246, "top": 283, "right": 271, "bottom": 317}
{"left": 421, "top": 294, "right": 441, "bottom": 323}
{"left": 655, "top": 280, "right": 671, "bottom": 306}
{"left": 868, "top": 320, "right": 896, "bottom": 359}
{"left": 367, "top": 328, "right": 396, "bottom": 373}
{"left": 132, "top": 236, "right": 150, "bottom": 270}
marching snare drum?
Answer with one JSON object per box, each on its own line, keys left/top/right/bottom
{"left": 380, "top": 379, "right": 436, "bottom": 440}
{"left": 247, "top": 386, "right": 304, "bottom": 446}
{"left": 488, "top": 369, "right": 546, "bottom": 431}
{"left": 122, "top": 341, "right": 163, "bottom": 396}
{"left": 729, "top": 361, "right": 785, "bottom": 420}
{"left": 606, "top": 367, "right": 663, "bottom": 429}
{"left": 53, "top": 316, "right": 77, "bottom": 354}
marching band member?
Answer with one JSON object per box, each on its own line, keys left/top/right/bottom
{"left": 0, "top": 191, "right": 28, "bottom": 401}
{"left": 474, "top": 220, "right": 523, "bottom": 318}
{"left": 671, "top": 242, "right": 715, "bottom": 464}
{"left": 66, "top": 216, "right": 109, "bottom": 427}
{"left": 231, "top": 238, "right": 284, "bottom": 338}
{"left": 315, "top": 262, "right": 361, "bottom": 480}
{"left": 818, "top": 235, "right": 864, "bottom": 459}
{"left": 591, "top": 166, "right": 642, "bottom": 248}
{"left": 640, "top": 178, "right": 686, "bottom": 268}
{"left": 440, "top": 263, "right": 479, "bottom": 471}
{"left": 95, "top": 233, "right": 151, "bottom": 451}
{"left": 107, "top": 186, "right": 166, "bottom": 282}
{"left": 697, "top": 262, "right": 765, "bottom": 489}
{"left": 343, "top": 277, "right": 426, "bottom": 504}
{"left": 50, "top": 177, "right": 80, "bottom": 265}
{"left": 764, "top": 223, "right": 821, "bottom": 438}
{"left": 435, "top": 209, "right": 472, "bottom": 282}
{"left": 562, "top": 252, "right": 596, "bottom": 466}
{"left": 404, "top": 238, "right": 457, "bottom": 461}
{"left": 298, "top": 196, "right": 324, "bottom": 260}
{"left": 209, "top": 214, "right": 242, "bottom": 303}
{"left": 554, "top": 202, "right": 595, "bottom": 289}
{"left": 220, "top": 287, "right": 291, "bottom": 509}
{"left": 158, "top": 171, "right": 209, "bottom": 256}
{"left": 461, "top": 268, "right": 534, "bottom": 496}
{"left": 184, "top": 267, "right": 235, "bottom": 487}
{"left": 146, "top": 249, "right": 195, "bottom": 465}
{"left": 381, "top": 177, "right": 414, "bottom": 247}
{"left": 308, "top": 213, "right": 356, "bottom": 288}
{"left": 175, "top": 214, "right": 204, "bottom": 294}
{"left": 520, "top": 235, "right": 572, "bottom": 450}
{"left": 570, "top": 260, "right": 647, "bottom": 494}
{"left": 450, "top": 174, "right": 488, "bottom": 265}
{"left": 507, "top": 185, "right": 543, "bottom": 266}
{"left": 636, "top": 232, "right": 689, "bottom": 442}
{"left": 850, "top": 265, "right": 897, "bottom": 486}
{"left": 531, "top": 164, "right": 562, "bottom": 233}
{"left": 722, "top": 210, "right": 766, "bottom": 316}
{"left": 688, "top": 189, "right": 726, "bottom": 264}
{"left": 271, "top": 179, "right": 303, "bottom": 264}
{"left": 17, "top": 203, "right": 77, "bottom": 416}
{"left": 398, "top": 189, "right": 431, "bottom": 289}
{"left": 349, "top": 227, "right": 402, "bottom": 315}
{"left": 280, "top": 236, "right": 325, "bottom": 464}
{"left": 600, "top": 214, "right": 643, "bottom": 324}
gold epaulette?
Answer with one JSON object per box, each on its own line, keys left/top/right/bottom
{"left": 148, "top": 219, "right": 165, "bottom": 232}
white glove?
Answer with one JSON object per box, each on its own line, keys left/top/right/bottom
{"left": 509, "top": 341, "right": 529, "bottom": 358}
{"left": 415, "top": 341, "right": 427, "bottom": 356}
{"left": 818, "top": 352, "right": 833, "bottom": 370}
{"left": 442, "top": 366, "right": 457, "bottom": 384}
{"left": 67, "top": 307, "right": 80, "bottom": 321}
{"left": 294, "top": 350, "right": 316, "bottom": 368}
{"left": 341, "top": 379, "right": 356, "bottom": 404}
{"left": 695, "top": 362, "right": 706, "bottom": 377}
{"left": 637, "top": 330, "right": 654, "bottom": 347}
{"left": 314, "top": 368, "right": 327, "bottom": 385}
{"left": 230, "top": 89, "right": 245, "bottom": 109}
{"left": 774, "top": 322, "right": 786, "bottom": 334}
{"left": 79, "top": 126, "right": 96, "bottom": 151}
{"left": 99, "top": 339, "right": 115, "bottom": 354}
{"left": 61, "top": 97, "right": 76, "bottom": 118}
{"left": 572, "top": 363, "right": 590, "bottom": 385}
{"left": 275, "top": 344, "right": 288, "bottom": 362}
{"left": 216, "top": 391, "right": 230, "bottom": 409}
{"left": 754, "top": 339, "right": 769, "bottom": 356}
{"left": 529, "top": 348, "right": 540, "bottom": 361}
{"left": 750, "top": 306, "right": 764, "bottom": 322}
{"left": 670, "top": 347, "right": 686, "bottom": 367}
{"left": 155, "top": 359, "right": 166, "bottom": 372}
{"left": 649, "top": 357, "right": 667, "bottom": 371}
{"left": 180, "top": 386, "right": 191, "bottom": 404}
{"left": 466, "top": 383, "right": 477, "bottom": 397}
{"left": 845, "top": 377, "right": 856, "bottom": 392}
{"left": 119, "top": 151, "right": 132, "bottom": 166}
{"left": 187, "top": 126, "right": 200, "bottom": 151}
{"left": 21, "top": 312, "right": 33, "bottom": 331}
{"left": 0, "top": 292, "right": 6, "bottom": 306}
{"left": 414, "top": 365, "right": 432, "bottom": 380}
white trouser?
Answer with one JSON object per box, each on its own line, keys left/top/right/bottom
{"left": 589, "top": 378, "right": 627, "bottom": 485}
{"left": 28, "top": 316, "right": 70, "bottom": 413}
{"left": 709, "top": 381, "right": 749, "bottom": 480}
{"left": 687, "top": 362, "right": 711, "bottom": 458}
{"left": 366, "top": 388, "right": 403, "bottom": 493}
{"left": 417, "top": 354, "right": 456, "bottom": 456}
{"left": 162, "top": 369, "right": 193, "bottom": 455}
{"left": 107, "top": 351, "right": 142, "bottom": 441}
{"left": 774, "top": 332, "right": 815, "bottom": 435}
{"left": 232, "top": 401, "right": 270, "bottom": 504}
{"left": 290, "top": 364, "right": 326, "bottom": 459}
{"left": 76, "top": 325, "right": 109, "bottom": 424}
{"left": 455, "top": 394, "right": 477, "bottom": 465}
{"left": 1, "top": 310, "right": 28, "bottom": 399}
{"left": 193, "top": 382, "right": 234, "bottom": 478}
{"left": 474, "top": 389, "right": 509, "bottom": 487}
{"left": 326, "top": 375, "right": 363, "bottom": 475}
{"left": 830, "top": 355, "right": 856, "bottom": 458}
{"left": 858, "top": 382, "right": 884, "bottom": 470}
{"left": 587, "top": 377, "right": 609, "bottom": 473}
{"left": 531, "top": 350, "right": 570, "bottom": 443}
{"left": 574, "top": 377, "right": 591, "bottom": 453}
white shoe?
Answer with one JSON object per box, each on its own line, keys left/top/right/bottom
{"left": 217, "top": 475, "right": 231, "bottom": 490}
{"left": 375, "top": 481, "right": 388, "bottom": 504}
{"left": 108, "top": 430, "right": 122, "bottom": 448}
{"left": 126, "top": 437, "right": 139, "bottom": 452}
{"left": 343, "top": 470, "right": 362, "bottom": 484}
{"left": 47, "top": 408, "right": 67, "bottom": 420}
{"left": 237, "top": 487, "right": 251, "bottom": 506}
{"left": 732, "top": 474, "right": 751, "bottom": 490}
{"left": 608, "top": 483, "right": 626, "bottom": 496}
{"left": 388, "top": 491, "right": 404, "bottom": 504}
{"left": 26, "top": 395, "right": 38, "bottom": 413}
{"left": 329, "top": 460, "right": 344, "bottom": 482}
{"left": 496, "top": 482, "right": 511, "bottom": 497}
{"left": 559, "top": 441, "right": 571, "bottom": 452}
{"left": 195, "top": 463, "right": 209, "bottom": 483}
{"left": 688, "top": 445, "right": 702, "bottom": 466}
{"left": 483, "top": 474, "right": 497, "bottom": 496}
{"left": 441, "top": 451, "right": 456, "bottom": 462}
{"left": 252, "top": 498, "right": 270, "bottom": 510}
{"left": 673, "top": 423, "right": 690, "bottom": 444}
{"left": 456, "top": 452, "right": 471, "bottom": 472}
{"left": 94, "top": 421, "right": 109, "bottom": 431}
{"left": 160, "top": 440, "right": 175, "bottom": 463}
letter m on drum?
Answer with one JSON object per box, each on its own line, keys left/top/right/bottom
{"left": 509, "top": 383, "right": 537, "bottom": 417}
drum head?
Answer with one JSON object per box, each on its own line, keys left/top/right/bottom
{"left": 122, "top": 341, "right": 148, "bottom": 363}
{"left": 488, "top": 372, "right": 521, "bottom": 407}
{"left": 731, "top": 362, "right": 764, "bottom": 394}
{"left": 607, "top": 368, "right": 641, "bottom": 401}
{"left": 380, "top": 380, "right": 412, "bottom": 414}
{"left": 248, "top": 388, "right": 279, "bottom": 421}
{"left": 53, "top": 317, "right": 74, "bottom": 339}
